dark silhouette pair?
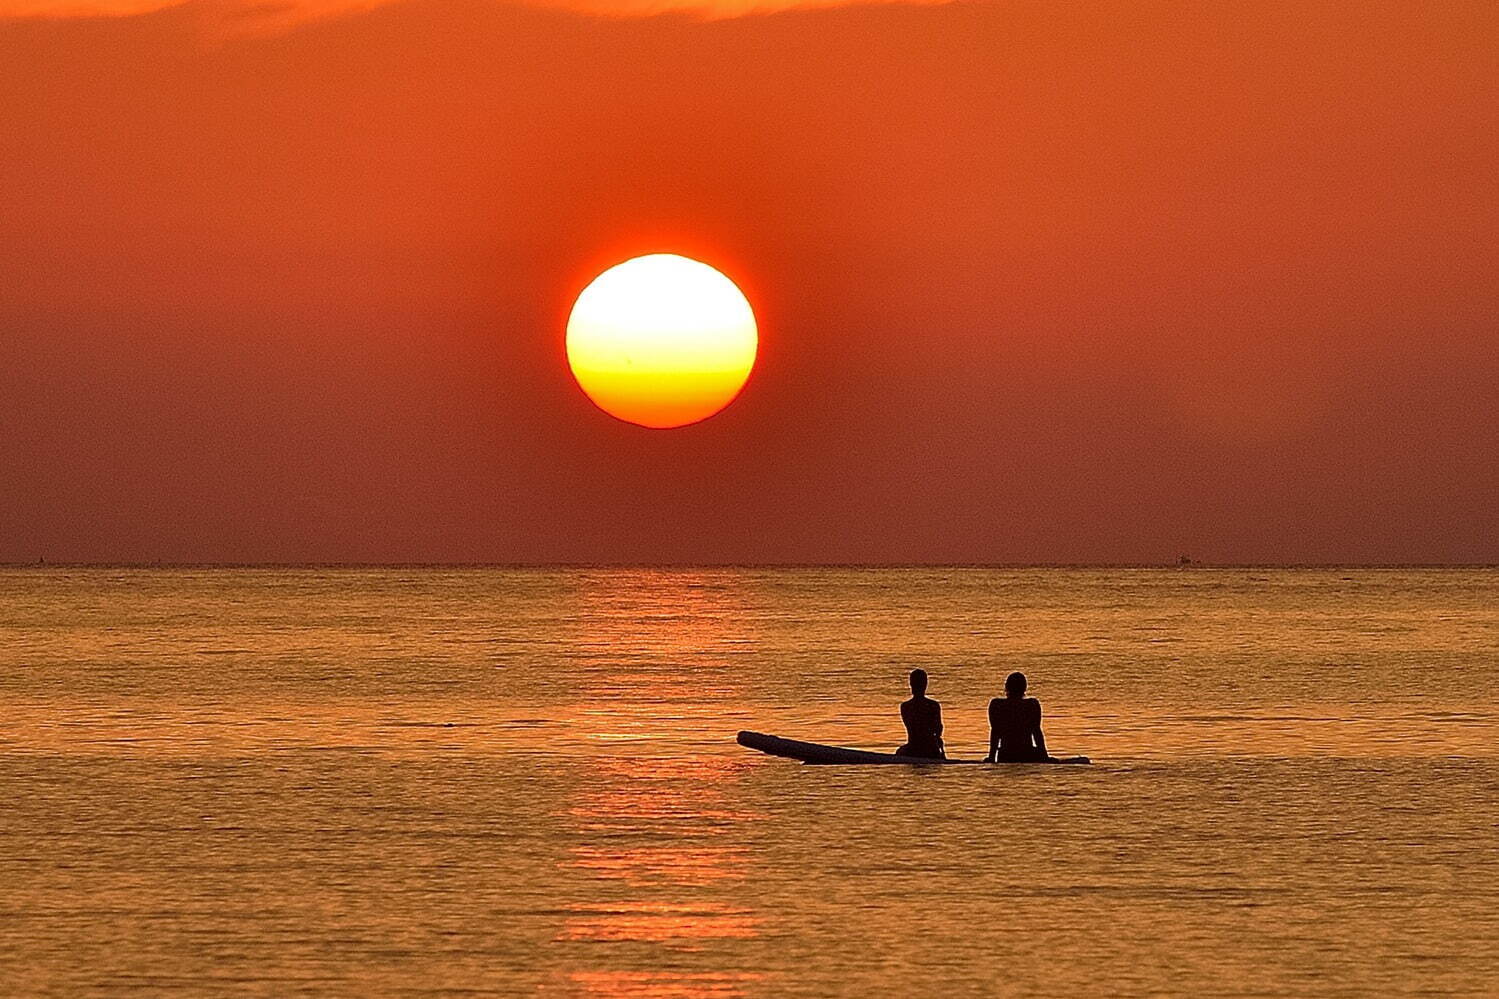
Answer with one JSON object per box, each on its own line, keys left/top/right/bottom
{"left": 896, "top": 668, "right": 1050, "bottom": 763}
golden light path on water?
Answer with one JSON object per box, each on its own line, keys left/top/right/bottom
{"left": 2, "top": 568, "right": 1498, "bottom": 996}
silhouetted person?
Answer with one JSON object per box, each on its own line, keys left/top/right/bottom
{"left": 896, "top": 668, "right": 945, "bottom": 759}
{"left": 986, "top": 671, "right": 1051, "bottom": 763}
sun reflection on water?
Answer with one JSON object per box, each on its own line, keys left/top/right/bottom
{"left": 567, "top": 845, "right": 749, "bottom": 888}
{"left": 545, "top": 970, "right": 766, "bottom": 999}
{"left": 552, "top": 571, "right": 768, "bottom": 995}
{"left": 560, "top": 902, "right": 762, "bottom": 946}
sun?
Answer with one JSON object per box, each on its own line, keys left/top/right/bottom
{"left": 566, "top": 254, "right": 758, "bottom": 429}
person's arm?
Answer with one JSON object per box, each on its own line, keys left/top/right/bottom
{"left": 1031, "top": 702, "right": 1051, "bottom": 761}
{"left": 986, "top": 700, "right": 999, "bottom": 763}
{"left": 934, "top": 702, "right": 944, "bottom": 740}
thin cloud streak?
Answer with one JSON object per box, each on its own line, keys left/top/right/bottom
{"left": 0, "top": 0, "right": 948, "bottom": 22}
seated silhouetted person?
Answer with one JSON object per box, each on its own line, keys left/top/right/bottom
{"left": 986, "top": 671, "right": 1052, "bottom": 763}
{"left": 896, "top": 668, "right": 946, "bottom": 759}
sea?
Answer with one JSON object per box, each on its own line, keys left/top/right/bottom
{"left": 2, "top": 567, "right": 1496, "bottom": 997}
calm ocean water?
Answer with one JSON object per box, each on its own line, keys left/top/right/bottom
{"left": 2, "top": 567, "right": 1496, "bottom": 997}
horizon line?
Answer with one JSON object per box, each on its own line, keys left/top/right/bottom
{"left": 2, "top": 561, "right": 1497, "bottom": 571}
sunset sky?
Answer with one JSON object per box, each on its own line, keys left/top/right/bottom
{"left": 1, "top": 0, "right": 1494, "bottom": 564}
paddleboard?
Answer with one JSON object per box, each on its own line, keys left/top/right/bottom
{"left": 737, "top": 730, "right": 1089, "bottom": 765}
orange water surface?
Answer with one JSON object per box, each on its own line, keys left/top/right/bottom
{"left": 1, "top": 567, "right": 1496, "bottom": 996}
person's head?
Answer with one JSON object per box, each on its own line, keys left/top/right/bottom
{"left": 909, "top": 668, "right": 928, "bottom": 696}
{"left": 1005, "top": 671, "right": 1027, "bottom": 698}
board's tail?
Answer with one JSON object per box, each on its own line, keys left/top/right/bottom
{"left": 737, "top": 730, "right": 797, "bottom": 758}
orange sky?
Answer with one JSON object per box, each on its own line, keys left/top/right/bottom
{"left": 0, "top": 0, "right": 923, "bottom": 19}
{"left": 1, "top": 0, "right": 1495, "bottom": 563}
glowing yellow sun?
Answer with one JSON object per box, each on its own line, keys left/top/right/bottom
{"left": 566, "top": 254, "right": 758, "bottom": 428}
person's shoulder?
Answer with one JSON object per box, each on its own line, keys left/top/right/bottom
{"left": 1026, "top": 697, "right": 1042, "bottom": 712}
